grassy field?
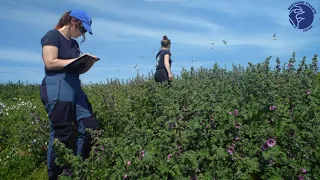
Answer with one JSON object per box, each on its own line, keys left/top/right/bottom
{"left": 0, "top": 53, "right": 320, "bottom": 179}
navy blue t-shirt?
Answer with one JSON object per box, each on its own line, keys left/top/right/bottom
{"left": 156, "top": 49, "right": 172, "bottom": 70}
{"left": 40, "top": 29, "right": 81, "bottom": 73}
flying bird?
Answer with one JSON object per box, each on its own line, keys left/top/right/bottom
{"left": 140, "top": 56, "right": 144, "bottom": 59}
{"left": 135, "top": 64, "right": 138, "bottom": 69}
{"left": 116, "top": 69, "right": 121, "bottom": 71}
{"left": 191, "top": 59, "right": 196, "bottom": 63}
{"left": 210, "top": 42, "right": 215, "bottom": 49}
{"left": 222, "top": 40, "right": 227, "bottom": 45}
{"left": 273, "top": 33, "right": 277, "bottom": 40}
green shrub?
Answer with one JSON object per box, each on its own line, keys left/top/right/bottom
{"left": 0, "top": 53, "right": 319, "bottom": 179}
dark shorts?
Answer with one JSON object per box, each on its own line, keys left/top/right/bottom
{"left": 155, "top": 68, "right": 171, "bottom": 86}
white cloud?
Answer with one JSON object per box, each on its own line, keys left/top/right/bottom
{"left": 66, "top": 0, "right": 319, "bottom": 54}
{"left": 67, "top": 0, "right": 225, "bottom": 32}
{"left": 2, "top": 1, "right": 319, "bottom": 55}
{"left": 0, "top": 47, "right": 42, "bottom": 63}
{"left": 177, "top": 0, "right": 294, "bottom": 27}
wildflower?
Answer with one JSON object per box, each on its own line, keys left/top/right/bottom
{"left": 139, "top": 150, "right": 145, "bottom": 159}
{"left": 268, "top": 160, "right": 274, "bottom": 165}
{"left": 235, "top": 122, "right": 241, "bottom": 129}
{"left": 167, "top": 154, "right": 172, "bottom": 160}
{"left": 261, "top": 142, "right": 269, "bottom": 151}
{"left": 298, "top": 175, "right": 304, "bottom": 180}
{"left": 301, "top": 168, "right": 307, "bottom": 174}
{"left": 235, "top": 136, "right": 239, "bottom": 141}
{"left": 234, "top": 109, "right": 239, "bottom": 116}
{"left": 228, "top": 111, "right": 233, "bottom": 115}
{"left": 306, "top": 89, "right": 311, "bottom": 95}
{"left": 124, "top": 174, "right": 128, "bottom": 178}
{"left": 100, "top": 145, "right": 104, "bottom": 151}
{"left": 127, "top": 161, "right": 131, "bottom": 165}
{"left": 267, "top": 138, "right": 276, "bottom": 147}
{"left": 227, "top": 147, "right": 235, "bottom": 155}
{"left": 269, "top": 105, "right": 277, "bottom": 110}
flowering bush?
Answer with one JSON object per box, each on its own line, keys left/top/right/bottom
{"left": 0, "top": 53, "right": 320, "bottom": 179}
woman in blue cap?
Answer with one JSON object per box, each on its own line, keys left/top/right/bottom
{"left": 40, "top": 10, "right": 99, "bottom": 179}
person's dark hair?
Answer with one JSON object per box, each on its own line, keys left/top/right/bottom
{"left": 161, "top": 35, "right": 171, "bottom": 48}
{"left": 55, "top": 10, "right": 86, "bottom": 43}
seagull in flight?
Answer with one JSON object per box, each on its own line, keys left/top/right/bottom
{"left": 210, "top": 42, "right": 215, "bottom": 49}
{"left": 140, "top": 56, "right": 144, "bottom": 59}
{"left": 116, "top": 69, "right": 121, "bottom": 71}
{"left": 273, "top": 33, "right": 277, "bottom": 40}
{"left": 135, "top": 64, "right": 138, "bottom": 69}
{"left": 191, "top": 59, "right": 196, "bottom": 63}
{"left": 222, "top": 40, "right": 227, "bottom": 45}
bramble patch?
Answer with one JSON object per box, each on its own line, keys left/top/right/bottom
{"left": 0, "top": 53, "right": 320, "bottom": 179}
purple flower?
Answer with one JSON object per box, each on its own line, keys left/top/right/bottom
{"left": 227, "top": 147, "right": 235, "bottom": 155}
{"left": 261, "top": 142, "right": 269, "bottom": 151}
{"left": 267, "top": 138, "right": 276, "bottom": 147}
{"left": 234, "top": 109, "right": 239, "bottom": 116}
{"left": 301, "top": 168, "right": 307, "bottom": 174}
{"left": 298, "top": 175, "right": 304, "bottom": 180}
{"left": 139, "top": 150, "right": 145, "bottom": 159}
{"left": 306, "top": 89, "right": 311, "bottom": 95}
{"left": 228, "top": 111, "right": 233, "bottom": 115}
{"left": 235, "top": 136, "right": 239, "bottom": 141}
{"left": 235, "top": 122, "right": 241, "bottom": 129}
{"left": 124, "top": 174, "right": 128, "bottom": 178}
{"left": 268, "top": 160, "right": 274, "bottom": 165}
{"left": 269, "top": 105, "right": 277, "bottom": 110}
{"left": 167, "top": 154, "right": 172, "bottom": 160}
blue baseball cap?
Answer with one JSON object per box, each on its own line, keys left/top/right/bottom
{"left": 69, "top": 10, "right": 93, "bottom": 35}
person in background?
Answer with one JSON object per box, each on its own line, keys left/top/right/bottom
{"left": 154, "top": 35, "right": 173, "bottom": 86}
{"left": 39, "top": 10, "right": 99, "bottom": 180}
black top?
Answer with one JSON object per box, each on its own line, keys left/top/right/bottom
{"left": 156, "top": 49, "right": 172, "bottom": 70}
{"left": 40, "top": 29, "right": 81, "bottom": 74}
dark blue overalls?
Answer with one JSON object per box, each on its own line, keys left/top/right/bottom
{"left": 40, "top": 29, "right": 99, "bottom": 180}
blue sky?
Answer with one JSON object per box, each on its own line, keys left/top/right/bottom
{"left": 0, "top": 0, "right": 319, "bottom": 84}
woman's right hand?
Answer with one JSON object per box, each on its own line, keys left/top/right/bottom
{"left": 168, "top": 72, "right": 173, "bottom": 80}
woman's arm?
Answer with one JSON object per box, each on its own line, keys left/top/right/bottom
{"left": 42, "top": 45, "right": 76, "bottom": 70}
{"left": 164, "top": 54, "right": 172, "bottom": 75}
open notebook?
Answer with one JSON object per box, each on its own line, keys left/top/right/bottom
{"left": 63, "top": 54, "right": 100, "bottom": 72}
